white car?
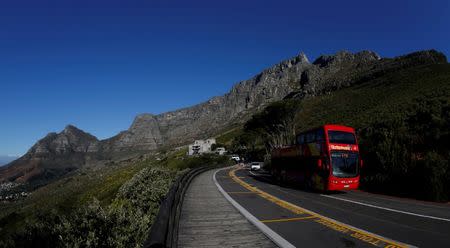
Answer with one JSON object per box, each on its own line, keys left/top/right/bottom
{"left": 230, "top": 155, "right": 240, "bottom": 162}
{"left": 250, "top": 162, "right": 263, "bottom": 171}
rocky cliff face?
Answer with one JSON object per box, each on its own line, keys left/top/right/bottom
{"left": 101, "top": 114, "right": 163, "bottom": 152}
{"left": 99, "top": 52, "right": 313, "bottom": 151}
{"left": 1, "top": 49, "right": 447, "bottom": 184}
{"left": 104, "top": 49, "right": 447, "bottom": 150}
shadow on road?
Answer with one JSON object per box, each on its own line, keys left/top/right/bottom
{"left": 246, "top": 169, "right": 347, "bottom": 195}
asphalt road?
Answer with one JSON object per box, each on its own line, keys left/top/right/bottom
{"left": 215, "top": 166, "right": 450, "bottom": 248}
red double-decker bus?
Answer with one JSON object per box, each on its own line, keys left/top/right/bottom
{"left": 271, "top": 124, "right": 362, "bottom": 191}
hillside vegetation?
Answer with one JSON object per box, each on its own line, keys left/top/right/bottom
{"left": 0, "top": 150, "right": 231, "bottom": 247}
{"left": 234, "top": 63, "right": 450, "bottom": 201}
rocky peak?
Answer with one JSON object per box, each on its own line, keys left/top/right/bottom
{"left": 263, "top": 52, "right": 311, "bottom": 73}
{"left": 101, "top": 113, "right": 163, "bottom": 152}
{"left": 63, "top": 124, "right": 79, "bottom": 133}
{"left": 130, "top": 114, "right": 157, "bottom": 130}
{"left": 298, "top": 52, "right": 310, "bottom": 63}
{"left": 27, "top": 125, "right": 99, "bottom": 157}
{"left": 286, "top": 52, "right": 310, "bottom": 66}
{"left": 313, "top": 50, "right": 380, "bottom": 68}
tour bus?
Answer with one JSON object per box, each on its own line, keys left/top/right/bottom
{"left": 271, "top": 124, "right": 362, "bottom": 191}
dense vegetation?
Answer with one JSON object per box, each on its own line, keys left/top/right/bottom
{"left": 0, "top": 152, "right": 231, "bottom": 248}
{"left": 232, "top": 64, "right": 450, "bottom": 202}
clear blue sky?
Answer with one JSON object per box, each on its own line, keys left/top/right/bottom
{"left": 1, "top": 0, "right": 449, "bottom": 156}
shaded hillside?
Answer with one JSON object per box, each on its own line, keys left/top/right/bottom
{"left": 236, "top": 63, "right": 450, "bottom": 201}
{"left": 293, "top": 63, "right": 450, "bottom": 201}
{"left": 292, "top": 63, "right": 450, "bottom": 131}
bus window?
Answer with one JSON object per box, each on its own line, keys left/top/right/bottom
{"left": 306, "top": 132, "right": 315, "bottom": 143}
{"left": 316, "top": 129, "right": 325, "bottom": 142}
{"left": 328, "top": 131, "right": 356, "bottom": 144}
{"left": 296, "top": 134, "right": 305, "bottom": 144}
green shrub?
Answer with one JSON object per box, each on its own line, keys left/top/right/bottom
{"left": 7, "top": 166, "right": 178, "bottom": 248}
{"left": 160, "top": 153, "right": 232, "bottom": 170}
{"left": 358, "top": 96, "right": 450, "bottom": 201}
{"left": 8, "top": 211, "right": 63, "bottom": 248}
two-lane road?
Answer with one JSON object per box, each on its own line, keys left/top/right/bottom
{"left": 214, "top": 166, "right": 450, "bottom": 248}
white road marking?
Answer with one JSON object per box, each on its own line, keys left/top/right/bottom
{"left": 235, "top": 168, "right": 415, "bottom": 248}
{"left": 249, "top": 170, "right": 258, "bottom": 176}
{"left": 213, "top": 167, "right": 296, "bottom": 248}
{"left": 321, "top": 194, "right": 450, "bottom": 222}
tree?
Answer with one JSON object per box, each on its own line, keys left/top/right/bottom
{"left": 244, "top": 100, "right": 300, "bottom": 153}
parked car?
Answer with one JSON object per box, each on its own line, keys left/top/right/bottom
{"left": 230, "top": 155, "right": 240, "bottom": 162}
{"left": 250, "top": 162, "right": 263, "bottom": 171}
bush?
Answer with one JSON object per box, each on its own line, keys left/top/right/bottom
{"left": 8, "top": 211, "right": 63, "bottom": 248}
{"left": 7, "top": 166, "right": 178, "bottom": 248}
{"left": 413, "top": 152, "right": 449, "bottom": 201}
{"left": 359, "top": 97, "right": 450, "bottom": 201}
{"left": 160, "top": 153, "right": 232, "bottom": 170}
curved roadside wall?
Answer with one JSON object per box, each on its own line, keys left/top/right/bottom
{"left": 143, "top": 166, "right": 213, "bottom": 248}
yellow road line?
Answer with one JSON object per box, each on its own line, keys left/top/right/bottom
{"left": 228, "top": 168, "right": 410, "bottom": 248}
{"left": 261, "top": 216, "right": 316, "bottom": 223}
{"left": 226, "top": 191, "right": 258, "bottom": 194}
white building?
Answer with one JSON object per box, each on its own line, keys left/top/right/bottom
{"left": 215, "top": 147, "right": 226, "bottom": 155}
{"left": 188, "top": 138, "right": 216, "bottom": 155}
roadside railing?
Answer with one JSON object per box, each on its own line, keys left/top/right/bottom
{"left": 143, "top": 166, "right": 211, "bottom": 248}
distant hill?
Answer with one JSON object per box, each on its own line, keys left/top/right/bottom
{"left": 0, "top": 49, "right": 447, "bottom": 188}
{"left": 0, "top": 125, "right": 99, "bottom": 185}
{"left": 0, "top": 156, "right": 19, "bottom": 166}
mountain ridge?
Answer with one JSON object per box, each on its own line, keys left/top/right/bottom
{"left": 1, "top": 49, "right": 447, "bottom": 185}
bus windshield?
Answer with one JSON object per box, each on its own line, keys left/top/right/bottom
{"left": 328, "top": 131, "right": 356, "bottom": 144}
{"left": 331, "top": 152, "right": 359, "bottom": 178}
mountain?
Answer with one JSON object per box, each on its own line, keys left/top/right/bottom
{"left": 0, "top": 125, "right": 99, "bottom": 184}
{"left": 101, "top": 49, "right": 446, "bottom": 151}
{"left": 0, "top": 49, "right": 447, "bottom": 186}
